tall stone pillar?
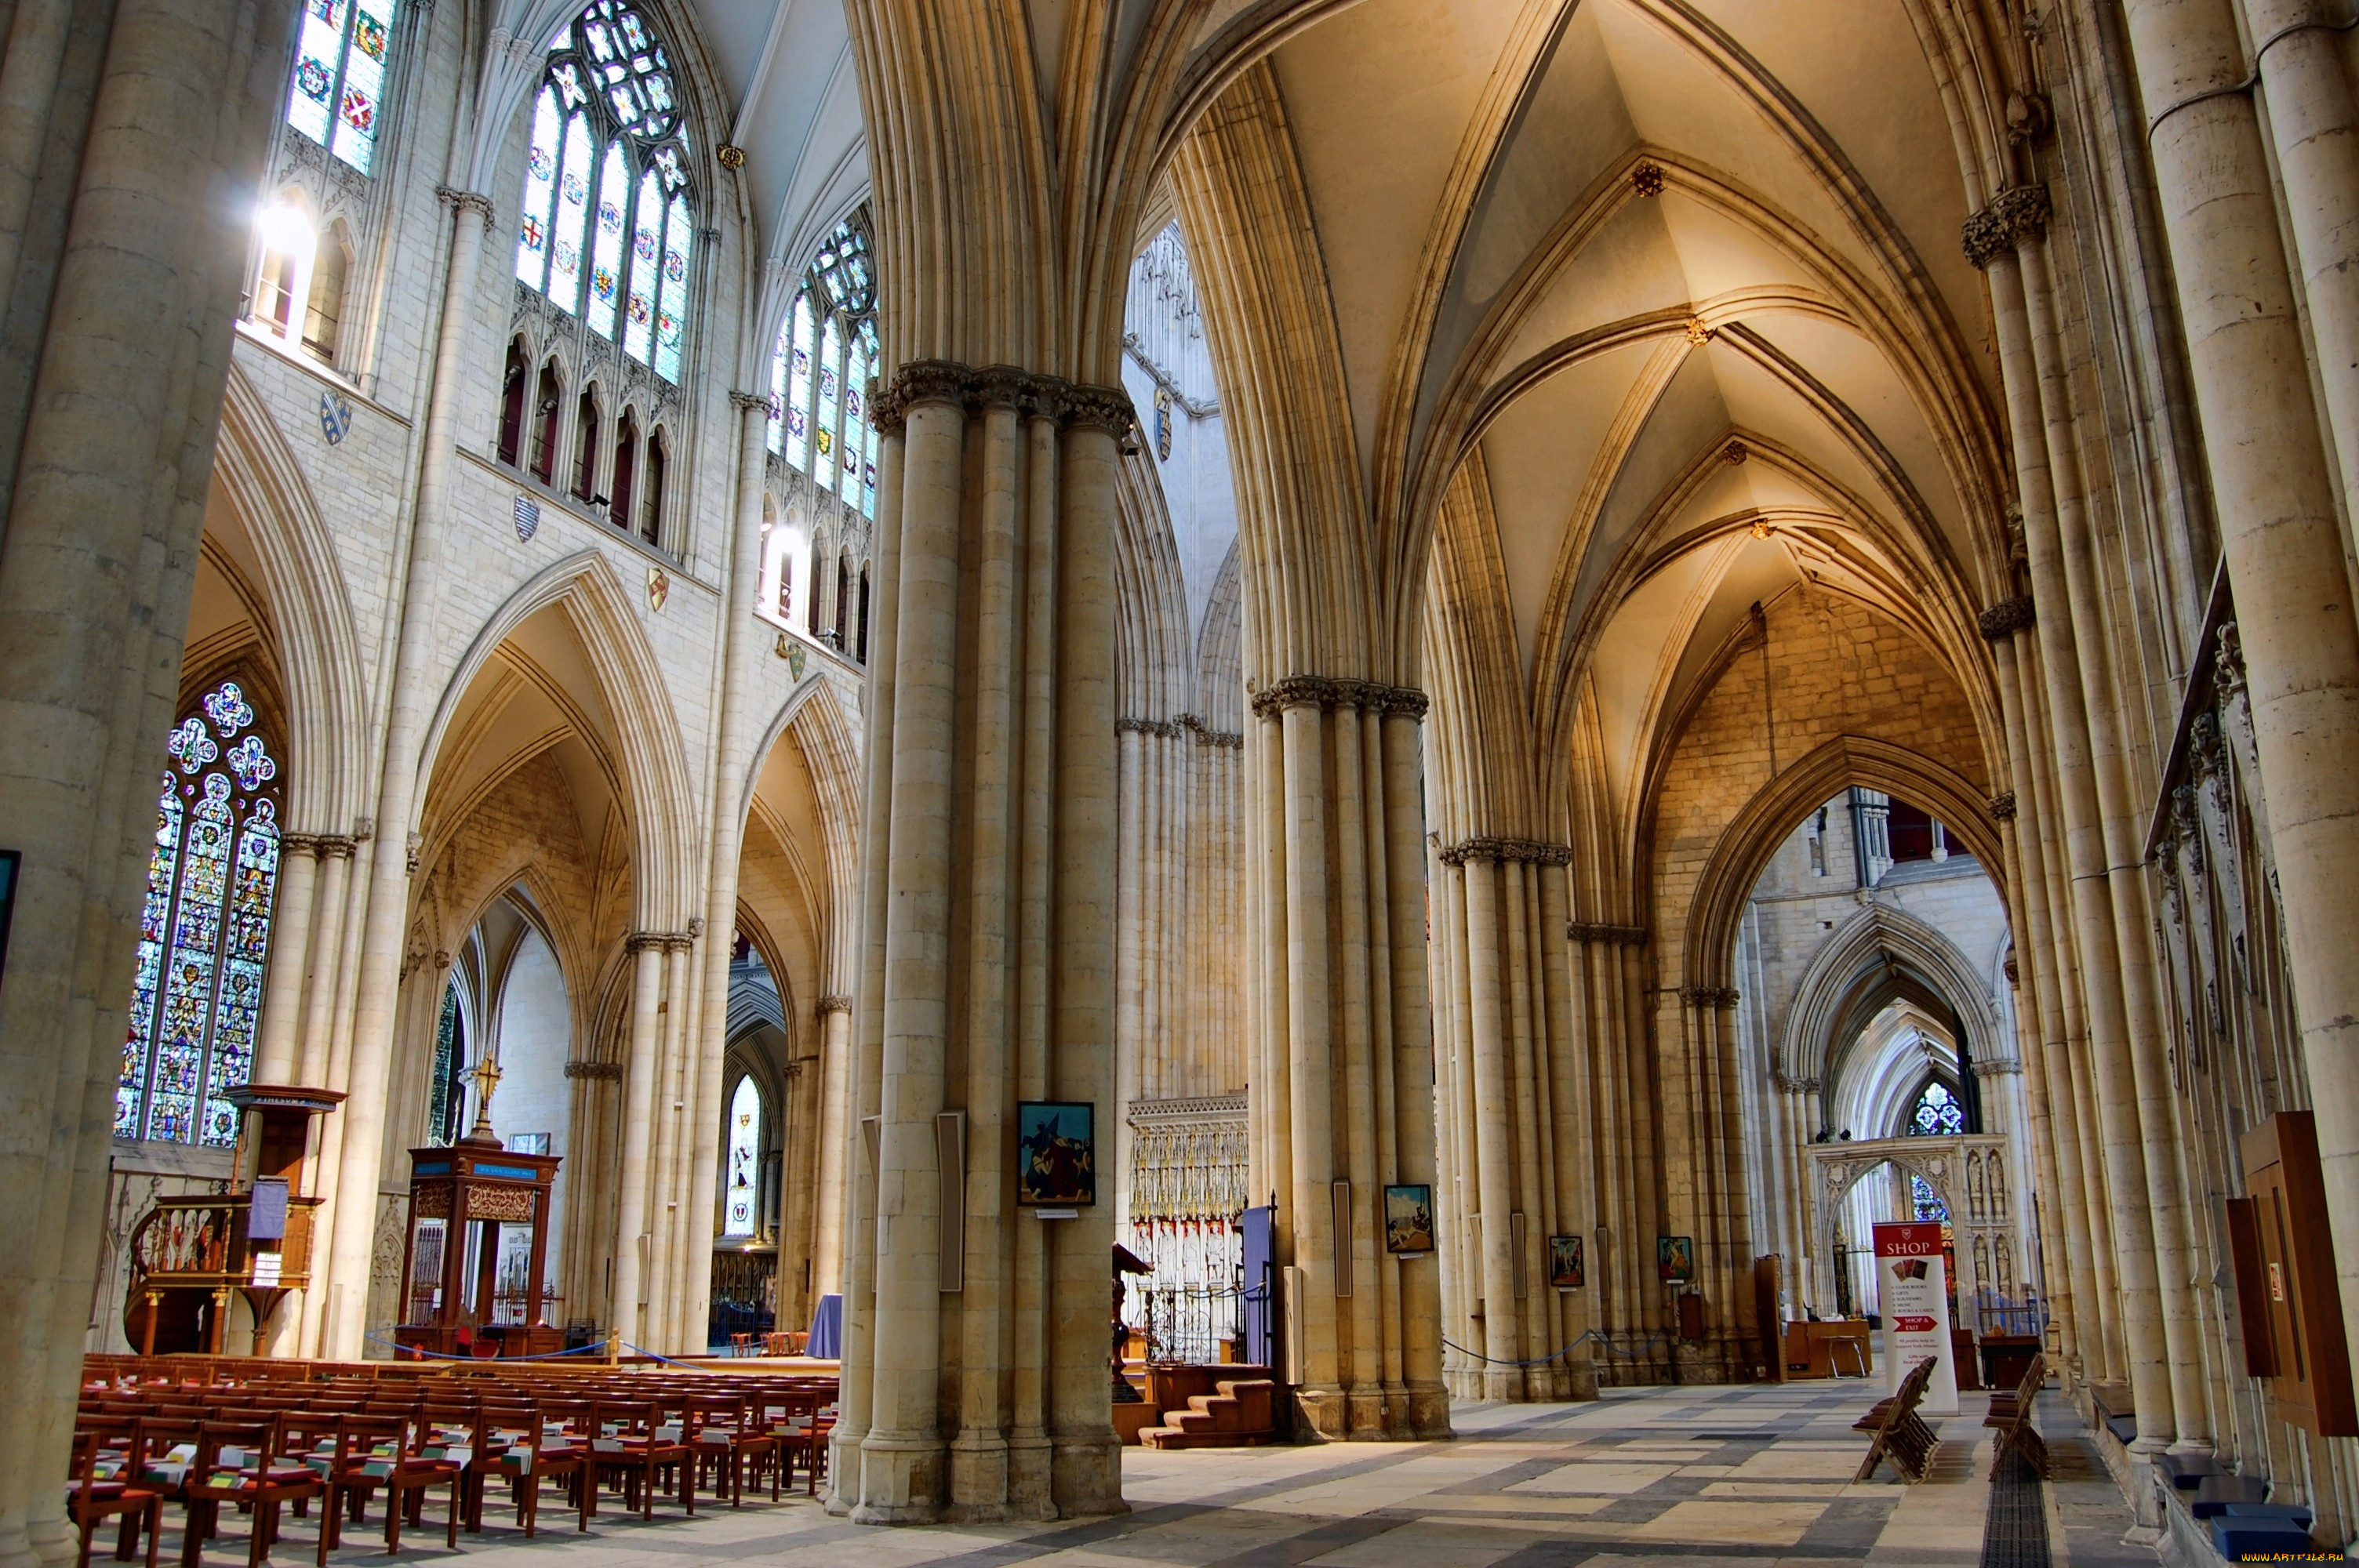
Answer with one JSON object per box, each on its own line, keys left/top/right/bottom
{"left": 1966, "top": 195, "right": 2171, "bottom": 1437}
{"left": 0, "top": 0, "right": 293, "bottom": 1555}
{"left": 322, "top": 187, "right": 497, "bottom": 1359}
{"left": 832, "top": 367, "right": 1125, "bottom": 1523}
{"left": 2125, "top": 0, "right": 2359, "bottom": 1354}
{"left": 1245, "top": 679, "right": 1450, "bottom": 1439}
{"left": 1430, "top": 836, "right": 1592, "bottom": 1401}
{"left": 254, "top": 838, "right": 322, "bottom": 1085}
{"left": 812, "top": 996, "right": 853, "bottom": 1297}
{"left": 608, "top": 935, "right": 670, "bottom": 1351}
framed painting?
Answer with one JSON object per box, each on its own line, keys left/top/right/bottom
{"left": 1016, "top": 1101, "right": 1096, "bottom": 1207}
{"left": 1549, "top": 1234, "right": 1585, "bottom": 1289}
{"left": 1383, "top": 1184, "right": 1435, "bottom": 1254}
{"left": 1659, "top": 1233, "right": 1696, "bottom": 1283}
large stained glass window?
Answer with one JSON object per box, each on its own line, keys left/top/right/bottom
{"left": 1906, "top": 1080, "right": 1965, "bottom": 1138}
{"left": 286, "top": 0, "right": 399, "bottom": 176}
{"left": 723, "top": 1076, "right": 761, "bottom": 1237}
{"left": 765, "top": 217, "right": 879, "bottom": 517}
{"left": 116, "top": 682, "right": 282, "bottom": 1146}
{"left": 513, "top": 2, "right": 694, "bottom": 381}
{"left": 1910, "top": 1173, "right": 1948, "bottom": 1222}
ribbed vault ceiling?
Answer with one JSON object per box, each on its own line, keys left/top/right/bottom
{"left": 1225, "top": 0, "right": 2010, "bottom": 815}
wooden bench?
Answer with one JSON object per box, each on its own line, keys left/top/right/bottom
{"left": 1982, "top": 1352, "right": 2048, "bottom": 1479}
{"left": 1852, "top": 1356, "right": 1939, "bottom": 1483}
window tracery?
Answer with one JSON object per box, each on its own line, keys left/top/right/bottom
{"left": 286, "top": 0, "right": 398, "bottom": 176}
{"left": 1905, "top": 1079, "right": 1965, "bottom": 1138}
{"left": 115, "top": 681, "right": 282, "bottom": 1147}
{"left": 514, "top": 2, "right": 695, "bottom": 383}
{"left": 768, "top": 219, "right": 879, "bottom": 517}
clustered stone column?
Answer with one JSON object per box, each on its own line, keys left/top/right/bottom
{"left": 1964, "top": 183, "right": 2197, "bottom": 1455}
{"left": 0, "top": 0, "right": 294, "bottom": 1559}
{"left": 1242, "top": 676, "right": 1448, "bottom": 1439}
{"left": 1562, "top": 920, "right": 1661, "bottom": 1375}
{"left": 2120, "top": 0, "right": 2359, "bottom": 1372}
{"left": 1429, "top": 836, "right": 1594, "bottom": 1401}
{"left": 830, "top": 363, "right": 1127, "bottom": 1524}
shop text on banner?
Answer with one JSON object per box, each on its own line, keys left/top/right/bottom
{"left": 1874, "top": 1220, "right": 1959, "bottom": 1414}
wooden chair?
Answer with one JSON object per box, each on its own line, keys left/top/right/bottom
{"left": 473, "top": 1398, "right": 591, "bottom": 1537}
{"left": 688, "top": 1394, "right": 776, "bottom": 1506}
{"left": 67, "top": 1428, "right": 162, "bottom": 1568}
{"left": 318, "top": 1413, "right": 462, "bottom": 1555}
{"left": 1983, "top": 1352, "right": 2051, "bottom": 1479}
{"left": 184, "top": 1417, "right": 323, "bottom": 1568}
{"left": 1852, "top": 1357, "right": 1940, "bottom": 1483}
{"left": 589, "top": 1399, "right": 692, "bottom": 1521}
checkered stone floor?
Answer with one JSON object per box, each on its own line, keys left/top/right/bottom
{"left": 165, "top": 1384, "right": 2157, "bottom": 1568}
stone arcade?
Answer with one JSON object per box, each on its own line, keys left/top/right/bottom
{"left": 3, "top": 0, "right": 2359, "bottom": 1560}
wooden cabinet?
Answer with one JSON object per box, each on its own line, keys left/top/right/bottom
{"left": 2234, "top": 1112, "right": 2355, "bottom": 1436}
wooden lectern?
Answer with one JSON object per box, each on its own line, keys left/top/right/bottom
{"left": 394, "top": 1065, "right": 563, "bottom": 1359}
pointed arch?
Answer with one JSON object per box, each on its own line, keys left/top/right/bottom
{"left": 211, "top": 362, "right": 372, "bottom": 833}
{"left": 1681, "top": 735, "right": 2001, "bottom": 991}
{"left": 1779, "top": 901, "right": 2006, "bottom": 1091}
{"left": 416, "top": 550, "right": 701, "bottom": 927}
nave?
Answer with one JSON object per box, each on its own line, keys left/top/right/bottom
{"left": 323, "top": 1385, "right": 2147, "bottom": 1568}
{"left": 8, "top": 0, "right": 2359, "bottom": 1558}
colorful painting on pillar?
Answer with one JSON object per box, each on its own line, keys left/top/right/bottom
{"left": 1383, "top": 1184, "right": 1434, "bottom": 1254}
{"left": 1659, "top": 1234, "right": 1696, "bottom": 1283}
{"left": 114, "top": 681, "right": 283, "bottom": 1147}
{"left": 1549, "top": 1234, "right": 1585, "bottom": 1289}
{"left": 1015, "top": 1101, "right": 1095, "bottom": 1207}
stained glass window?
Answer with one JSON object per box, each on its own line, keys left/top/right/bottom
{"left": 765, "top": 217, "right": 879, "bottom": 515}
{"left": 286, "top": 0, "right": 400, "bottom": 175}
{"left": 1906, "top": 1080, "right": 1965, "bottom": 1138}
{"left": 512, "top": 2, "right": 693, "bottom": 379}
{"left": 115, "top": 681, "right": 282, "bottom": 1146}
{"left": 723, "top": 1076, "right": 761, "bottom": 1237}
{"left": 427, "top": 982, "right": 465, "bottom": 1145}
{"left": 1910, "top": 1173, "right": 1948, "bottom": 1221}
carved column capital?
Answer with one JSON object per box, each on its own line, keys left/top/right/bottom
{"left": 1568, "top": 921, "right": 1648, "bottom": 946}
{"left": 1977, "top": 596, "right": 2036, "bottom": 641}
{"left": 314, "top": 834, "right": 357, "bottom": 860}
{"left": 1063, "top": 383, "right": 1136, "bottom": 436}
{"left": 1961, "top": 183, "right": 2050, "bottom": 268}
{"left": 1249, "top": 676, "right": 1430, "bottom": 721}
{"left": 729, "top": 390, "right": 771, "bottom": 414}
{"left": 625, "top": 931, "right": 672, "bottom": 955}
{"left": 1438, "top": 837, "right": 1573, "bottom": 867}
{"left": 1990, "top": 790, "right": 2018, "bottom": 820}
{"left": 816, "top": 994, "right": 854, "bottom": 1016}
{"left": 438, "top": 187, "right": 496, "bottom": 225}
{"left": 1677, "top": 984, "right": 1741, "bottom": 1008}
{"left": 565, "top": 1059, "right": 625, "bottom": 1082}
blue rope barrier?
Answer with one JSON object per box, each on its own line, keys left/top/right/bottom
{"left": 1440, "top": 1328, "right": 1672, "bottom": 1367}
{"left": 362, "top": 1331, "right": 612, "bottom": 1363}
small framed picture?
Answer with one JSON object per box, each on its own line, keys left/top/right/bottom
{"left": 1658, "top": 1234, "right": 1695, "bottom": 1283}
{"left": 1015, "top": 1102, "right": 1096, "bottom": 1207}
{"left": 1383, "top": 1184, "right": 1435, "bottom": 1254}
{"left": 1549, "top": 1234, "right": 1585, "bottom": 1290}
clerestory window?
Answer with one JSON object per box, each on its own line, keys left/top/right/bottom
{"left": 286, "top": 0, "right": 399, "bottom": 176}
{"left": 513, "top": 2, "right": 695, "bottom": 382}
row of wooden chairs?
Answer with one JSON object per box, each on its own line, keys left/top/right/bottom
{"left": 71, "top": 1361, "right": 838, "bottom": 1568}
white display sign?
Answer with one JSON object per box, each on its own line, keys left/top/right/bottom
{"left": 249, "top": 1250, "right": 283, "bottom": 1288}
{"left": 1874, "top": 1220, "right": 1958, "bottom": 1414}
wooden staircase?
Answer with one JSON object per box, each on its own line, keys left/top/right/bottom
{"left": 1138, "top": 1377, "right": 1278, "bottom": 1449}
